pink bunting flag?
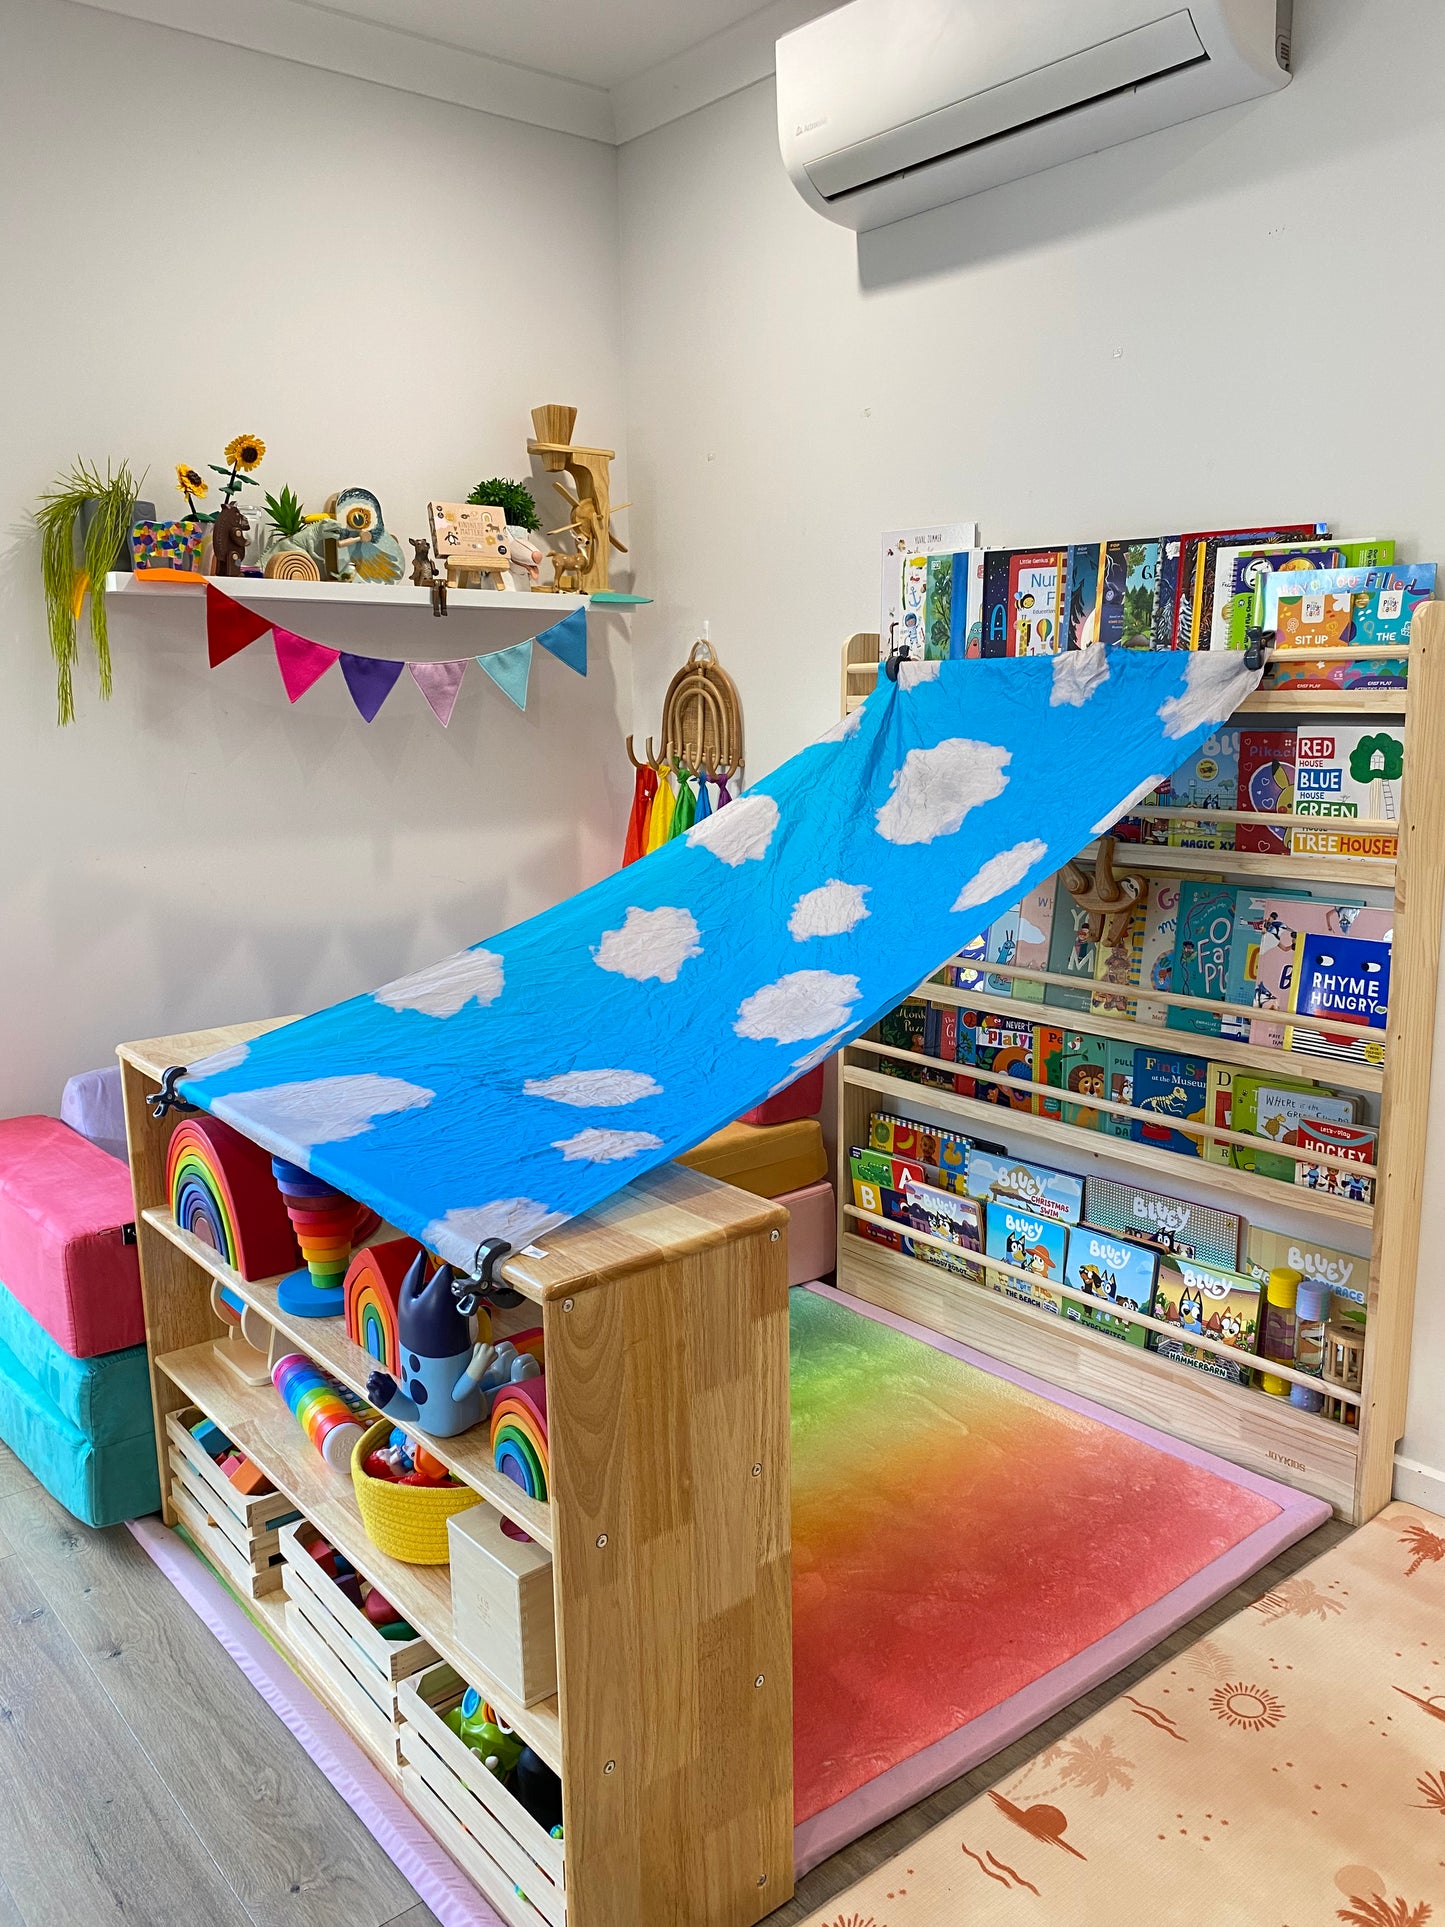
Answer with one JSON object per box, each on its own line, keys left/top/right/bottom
{"left": 273, "top": 627, "right": 341, "bottom": 703}
{"left": 408, "top": 658, "right": 468, "bottom": 728}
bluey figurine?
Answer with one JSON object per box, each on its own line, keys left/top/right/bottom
{"left": 366, "top": 1253, "right": 540, "bottom": 1438}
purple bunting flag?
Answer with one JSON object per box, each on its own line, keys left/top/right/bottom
{"left": 339, "top": 652, "right": 406, "bottom": 723}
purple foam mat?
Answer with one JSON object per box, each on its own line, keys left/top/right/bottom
{"left": 790, "top": 1283, "right": 1332, "bottom": 1875}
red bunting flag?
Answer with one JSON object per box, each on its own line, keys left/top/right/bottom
{"left": 273, "top": 627, "right": 341, "bottom": 703}
{"left": 205, "top": 582, "right": 272, "bottom": 667}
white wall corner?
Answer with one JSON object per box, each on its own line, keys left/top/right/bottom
{"left": 1394, "top": 1454, "right": 1445, "bottom": 1517}
{"left": 70, "top": 0, "right": 617, "bottom": 142}
{"left": 611, "top": 0, "right": 834, "bottom": 145}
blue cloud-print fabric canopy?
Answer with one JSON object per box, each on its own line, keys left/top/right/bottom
{"left": 181, "top": 647, "right": 1258, "bottom": 1272}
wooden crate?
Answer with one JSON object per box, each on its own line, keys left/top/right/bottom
{"left": 399, "top": 1663, "right": 565, "bottom": 1927}
{"left": 449, "top": 1504, "right": 557, "bottom": 1706}
{"left": 279, "top": 1519, "right": 438, "bottom": 1764}
{"left": 165, "top": 1405, "right": 298, "bottom": 1598}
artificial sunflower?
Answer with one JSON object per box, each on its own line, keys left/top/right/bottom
{"left": 175, "top": 463, "right": 208, "bottom": 513}
{"left": 224, "top": 434, "right": 266, "bottom": 472}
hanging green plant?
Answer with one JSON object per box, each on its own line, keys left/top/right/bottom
{"left": 36, "top": 458, "right": 141, "bottom": 725}
{"left": 467, "top": 477, "right": 539, "bottom": 531}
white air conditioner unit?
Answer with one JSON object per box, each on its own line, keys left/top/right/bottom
{"left": 777, "top": 0, "right": 1292, "bottom": 232}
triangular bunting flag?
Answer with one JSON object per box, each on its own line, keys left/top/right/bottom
{"left": 273, "top": 627, "right": 341, "bottom": 703}
{"left": 536, "top": 605, "right": 587, "bottom": 676}
{"left": 476, "top": 639, "right": 533, "bottom": 711}
{"left": 340, "top": 652, "right": 405, "bottom": 722}
{"left": 205, "top": 582, "right": 272, "bottom": 667}
{"left": 408, "top": 659, "right": 468, "bottom": 727}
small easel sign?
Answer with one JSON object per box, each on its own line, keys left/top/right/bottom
{"left": 427, "top": 502, "right": 511, "bottom": 590}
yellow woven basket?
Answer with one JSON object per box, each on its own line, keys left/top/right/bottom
{"left": 350, "top": 1419, "right": 480, "bottom": 1564}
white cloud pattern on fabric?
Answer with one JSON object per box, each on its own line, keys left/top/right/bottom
{"left": 875, "top": 738, "right": 1011, "bottom": 845}
{"left": 686, "top": 792, "right": 779, "bottom": 865}
{"left": 423, "top": 1199, "right": 567, "bottom": 1269}
{"left": 523, "top": 1069, "right": 662, "bottom": 1107}
{"left": 187, "top": 1042, "right": 250, "bottom": 1079}
{"left": 593, "top": 906, "right": 702, "bottom": 983}
{"left": 375, "top": 947, "right": 504, "bottom": 1018}
{"left": 215, "top": 1074, "right": 433, "bottom": 1153}
{"left": 552, "top": 1128, "right": 664, "bottom": 1163}
{"left": 1158, "top": 653, "right": 1260, "bottom": 740}
{"left": 1051, "top": 645, "right": 1110, "bottom": 707}
{"left": 735, "top": 971, "right": 860, "bottom": 1043}
{"left": 789, "top": 880, "right": 870, "bottom": 940}
{"left": 1092, "top": 774, "right": 1167, "bottom": 836}
{"left": 952, "top": 839, "right": 1049, "bottom": 912}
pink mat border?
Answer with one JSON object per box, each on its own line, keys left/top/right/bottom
{"left": 127, "top": 1516, "right": 504, "bottom": 1927}
{"left": 791, "top": 1282, "right": 1331, "bottom": 1876}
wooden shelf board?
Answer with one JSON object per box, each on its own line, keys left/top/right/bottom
{"left": 156, "top": 1337, "right": 563, "bottom": 1771}
{"left": 1238, "top": 687, "right": 1408, "bottom": 715}
{"left": 118, "top": 1018, "right": 295, "bottom": 1086}
{"left": 1082, "top": 840, "right": 1396, "bottom": 891}
{"left": 835, "top": 1233, "right": 1359, "bottom": 1515}
{"left": 918, "top": 982, "right": 1384, "bottom": 1096}
{"left": 842, "top": 1061, "right": 1375, "bottom": 1229}
{"left": 143, "top": 1207, "right": 553, "bottom": 1542}
{"left": 107, "top": 572, "right": 590, "bottom": 617}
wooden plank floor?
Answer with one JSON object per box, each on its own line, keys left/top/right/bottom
{"left": 767, "top": 1510, "right": 1353, "bottom": 1925}
{"left": 0, "top": 1441, "right": 438, "bottom": 1927}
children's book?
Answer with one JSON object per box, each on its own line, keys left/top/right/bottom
{"left": 984, "top": 1207, "right": 1067, "bottom": 1313}
{"left": 1151, "top": 538, "right": 1183, "bottom": 650}
{"left": 944, "top": 930, "right": 990, "bottom": 994}
{"left": 1272, "top": 590, "right": 1356, "bottom": 654}
{"left": 922, "top": 553, "right": 955, "bottom": 660}
{"left": 1296, "top": 1120, "right": 1377, "bottom": 1204}
{"left": 1213, "top": 541, "right": 1342, "bottom": 650}
{"left": 951, "top": 549, "right": 987, "bottom": 658}
{"left": 1101, "top": 1040, "right": 1136, "bottom": 1140}
{"left": 1008, "top": 550, "right": 1066, "bottom": 655}
{"left": 867, "top": 1112, "right": 972, "bottom": 1178}
{"left": 1244, "top": 1227, "right": 1368, "bottom": 1317}
{"left": 1032, "top": 1025, "right": 1065, "bottom": 1123}
{"left": 1202, "top": 1062, "right": 1237, "bottom": 1168}
{"left": 1175, "top": 525, "right": 1323, "bottom": 649}
{"left": 955, "top": 1011, "right": 1036, "bottom": 1112}
{"left": 966, "top": 1150, "right": 1084, "bottom": 1224}
{"left": 1235, "top": 729, "right": 1296, "bottom": 855}
{"left": 902, "top": 1175, "right": 985, "bottom": 1280}
{"left": 1061, "top": 543, "right": 1104, "bottom": 651}
{"left": 1262, "top": 561, "right": 1436, "bottom": 628}
{"left": 984, "top": 877, "right": 1055, "bottom": 1000}
{"left": 1285, "top": 932, "right": 1391, "bottom": 1066}
{"left": 879, "top": 525, "right": 977, "bottom": 660}
{"left": 1226, "top": 1071, "right": 1349, "bottom": 1176}
{"left": 1163, "top": 729, "right": 1240, "bottom": 850}
{"left": 1064, "top": 1229, "right": 1158, "bottom": 1347}
{"left": 1168, "top": 880, "right": 1245, "bottom": 1039}
{"left": 1053, "top": 1031, "right": 1110, "bottom": 1131}
{"left": 1044, "top": 896, "right": 1098, "bottom": 1011}
{"left": 1096, "top": 539, "right": 1160, "bottom": 649}
{"left": 1292, "top": 725, "right": 1405, "bottom": 858}
{"left": 1136, "top": 879, "right": 1182, "bottom": 1026}
{"left": 1239, "top": 898, "right": 1390, "bottom": 1048}
{"left": 1151, "top": 1258, "right": 1262, "bottom": 1385}
{"left": 1249, "top": 1082, "right": 1359, "bottom": 1182}
{"left": 981, "top": 550, "right": 1024, "bottom": 657}
{"left": 1130, "top": 1049, "right": 1208, "bottom": 1157}
{"left": 1084, "top": 1176, "right": 1242, "bottom": 1269}
{"left": 1090, "top": 899, "right": 1146, "bottom": 1018}
{"left": 1352, "top": 582, "right": 1428, "bottom": 654}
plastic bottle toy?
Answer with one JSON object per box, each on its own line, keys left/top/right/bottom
{"left": 366, "top": 1253, "right": 538, "bottom": 1439}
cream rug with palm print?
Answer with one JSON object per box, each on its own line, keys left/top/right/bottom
{"left": 802, "top": 1502, "right": 1445, "bottom": 1927}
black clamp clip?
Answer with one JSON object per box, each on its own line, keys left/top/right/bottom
{"left": 1243, "top": 628, "right": 1273, "bottom": 674}
{"left": 883, "top": 645, "right": 911, "bottom": 684}
{"left": 453, "top": 1237, "right": 521, "bottom": 1316}
{"left": 148, "top": 1066, "right": 198, "bottom": 1121}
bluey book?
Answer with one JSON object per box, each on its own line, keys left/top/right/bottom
{"left": 1292, "top": 725, "right": 1405, "bottom": 858}
{"left": 1008, "top": 550, "right": 1066, "bottom": 655}
{"left": 1285, "top": 932, "right": 1390, "bottom": 1066}
{"left": 1084, "top": 1175, "right": 1242, "bottom": 1269}
{"left": 1235, "top": 729, "right": 1296, "bottom": 855}
{"left": 984, "top": 876, "right": 1055, "bottom": 1000}
{"left": 1168, "top": 880, "right": 1246, "bottom": 1040}
{"left": 1163, "top": 729, "right": 1240, "bottom": 850}
{"left": 902, "top": 1175, "right": 984, "bottom": 1280}
{"left": 879, "top": 523, "right": 976, "bottom": 659}
{"left": 1130, "top": 1049, "right": 1208, "bottom": 1157}
{"left": 1212, "top": 540, "right": 1341, "bottom": 650}
{"left": 1245, "top": 1226, "right": 1368, "bottom": 1317}
{"left": 1263, "top": 561, "right": 1436, "bottom": 628}
{"left": 1101, "top": 1040, "right": 1136, "bottom": 1141}
{"left": 1250, "top": 1081, "right": 1360, "bottom": 1183}
{"left": 1240, "top": 897, "right": 1390, "bottom": 1048}
{"left": 1044, "top": 895, "right": 1098, "bottom": 1011}
{"left": 984, "top": 1207, "right": 1067, "bottom": 1313}
{"left": 966, "top": 1150, "right": 1084, "bottom": 1224}
{"left": 1090, "top": 898, "right": 1146, "bottom": 1018}
{"left": 1151, "top": 1257, "right": 1261, "bottom": 1385}
{"left": 1136, "top": 879, "right": 1182, "bottom": 1026}
{"left": 1296, "top": 1120, "right": 1377, "bottom": 1204}
{"left": 1064, "top": 1228, "right": 1158, "bottom": 1347}
{"left": 1062, "top": 543, "right": 1104, "bottom": 651}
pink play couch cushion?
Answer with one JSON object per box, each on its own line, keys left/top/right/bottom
{"left": 0, "top": 1117, "right": 142, "bottom": 1358}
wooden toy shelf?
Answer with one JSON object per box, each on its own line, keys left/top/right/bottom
{"left": 119, "top": 1024, "right": 793, "bottom": 1927}
{"left": 837, "top": 617, "right": 1445, "bottom": 1526}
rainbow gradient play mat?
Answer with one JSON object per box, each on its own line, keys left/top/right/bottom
{"left": 790, "top": 1285, "right": 1329, "bottom": 1871}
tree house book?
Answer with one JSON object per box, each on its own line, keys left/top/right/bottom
{"left": 1083, "top": 1176, "right": 1242, "bottom": 1270}
{"left": 1151, "top": 1258, "right": 1261, "bottom": 1386}
{"left": 984, "top": 1207, "right": 1067, "bottom": 1314}
{"left": 1285, "top": 932, "right": 1391, "bottom": 1067}
{"left": 1063, "top": 1229, "right": 1158, "bottom": 1348}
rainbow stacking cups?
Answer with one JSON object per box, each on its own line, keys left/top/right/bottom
{"left": 271, "top": 1159, "right": 362, "bottom": 1318}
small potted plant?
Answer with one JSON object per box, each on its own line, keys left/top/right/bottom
{"left": 36, "top": 458, "right": 142, "bottom": 724}
{"left": 469, "top": 478, "right": 543, "bottom": 587}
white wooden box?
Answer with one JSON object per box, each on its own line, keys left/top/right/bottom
{"left": 448, "top": 1503, "right": 557, "bottom": 1706}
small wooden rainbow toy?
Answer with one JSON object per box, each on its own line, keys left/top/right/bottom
{"left": 272, "top": 1351, "right": 369, "bottom": 1471}
{"left": 271, "top": 1159, "right": 363, "bottom": 1318}
{"left": 166, "top": 1116, "right": 300, "bottom": 1281}
{"left": 491, "top": 1376, "right": 549, "bottom": 1502}
{"left": 343, "top": 1238, "right": 420, "bottom": 1377}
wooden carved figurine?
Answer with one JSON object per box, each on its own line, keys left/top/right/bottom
{"left": 527, "top": 404, "right": 629, "bottom": 595}
{"left": 547, "top": 529, "right": 592, "bottom": 597}
{"left": 1059, "top": 836, "right": 1145, "bottom": 944}
{"left": 210, "top": 499, "right": 249, "bottom": 577}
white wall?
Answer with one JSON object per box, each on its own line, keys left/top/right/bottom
{"left": 0, "top": 0, "right": 630, "bottom": 1116}
{"left": 617, "top": 0, "right": 1445, "bottom": 1485}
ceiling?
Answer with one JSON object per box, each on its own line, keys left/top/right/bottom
{"left": 75, "top": 0, "right": 840, "bottom": 143}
